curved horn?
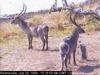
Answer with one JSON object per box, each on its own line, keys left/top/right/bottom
{"left": 22, "top": 3, "right": 27, "bottom": 15}
{"left": 17, "top": 3, "right": 27, "bottom": 17}
{"left": 70, "top": 11, "right": 78, "bottom": 26}
{"left": 73, "top": 13, "right": 79, "bottom": 26}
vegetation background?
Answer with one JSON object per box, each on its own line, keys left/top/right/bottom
{"left": 0, "top": 0, "right": 100, "bottom": 74}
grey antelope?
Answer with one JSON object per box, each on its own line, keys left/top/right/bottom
{"left": 11, "top": 4, "right": 49, "bottom": 50}
{"left": 59, "top": 12, "right": 85, "bottom": 71}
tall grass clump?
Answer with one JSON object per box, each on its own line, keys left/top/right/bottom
{"left": 0, "top": 22, "right": 24, "bottom": 44}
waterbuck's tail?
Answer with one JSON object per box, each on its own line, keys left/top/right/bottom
{"left": 59, "top": 42, "right": 70, "bottom": 60}
{"left": 43, "top": 25, "right": 49, "bottom": 36}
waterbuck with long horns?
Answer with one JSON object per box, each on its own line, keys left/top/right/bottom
{"left": 11, "top": 4, "right": 49, "bottom": 50}
{"left": 59, "top": 12, "right": 85, "bottom": 71}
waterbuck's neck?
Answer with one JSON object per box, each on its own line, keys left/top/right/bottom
{"left": 70, "top": 28, "right": 79, "bottom": 42}
{"left": 17, "top": 18, "right": 32, "bottom": 35}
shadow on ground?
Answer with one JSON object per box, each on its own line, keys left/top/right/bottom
{"left": 34, "top": 48, "right": 59, "bottom": 52}
{"left": 78, "top": 64, "right": 100, "bottom": 73}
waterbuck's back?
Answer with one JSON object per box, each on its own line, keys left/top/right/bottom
{"left": 30, "top": 24, "right": 49, "bottom": 37}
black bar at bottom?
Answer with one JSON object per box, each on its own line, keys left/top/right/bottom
{"left": 0, "top": 71, "right": 72, "bottom": 75}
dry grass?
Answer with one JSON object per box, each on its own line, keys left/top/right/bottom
{"left": 28, "top": 11, "right": 69, "bottom": 29}
{"left": 0, "top": 10, "right": 100, "bottom": 43}
{"left": 0, "top": 22, "right": 24, "bottom": 45}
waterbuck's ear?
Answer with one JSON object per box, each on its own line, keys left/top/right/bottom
{"left": 79, "top": 24, "right": 84, "bottom": 27}
{"left": 79, "top": 24, "right": 85, "bottom": 29}
{"left": 77, "top": 25, "right": 85, "bottom": 33}
{"left": 11, "top": 16, "right": 15, "bottom": 22}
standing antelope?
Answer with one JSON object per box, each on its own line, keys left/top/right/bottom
{"left": 59, "top": 12, "right": 85, "bottom": 71}
{"left": 11, "top": 4, "right": 49, "bottom": 50}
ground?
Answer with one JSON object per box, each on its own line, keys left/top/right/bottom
{"left": 0, "top": 31, "right": 100, "bottom": 75}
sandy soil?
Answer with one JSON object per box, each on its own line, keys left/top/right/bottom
{"left": 0, "top": 31, "right": 100, "bottom": 75}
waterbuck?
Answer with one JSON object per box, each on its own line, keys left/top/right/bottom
{"left": 11, "top": 4, "right": 49, "bottom": 50}
{"left": 59, "top": 12, "right": 85, "bottom": 71}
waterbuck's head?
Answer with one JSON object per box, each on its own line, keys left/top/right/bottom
{"left": 77, "top": 24, "right": 85, "bottom": 33}
{"left": 11, "top": 4, "right": 27, "bottom": 25}
{"left": 70, "top": 12, "right": 85, "bottom": 34}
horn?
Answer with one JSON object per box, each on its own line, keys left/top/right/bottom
{"left": 22, "top": 3, "right": 27, "bottom": 15}
{"left": 17, "top": 3, "right": 27, "bottom": 17}
{"left": 70, "top": 11, "right": 79, "bottom": 27}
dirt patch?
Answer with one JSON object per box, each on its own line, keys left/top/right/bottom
{"left": 0, "top": 31, "right": 100, "bottom": 74}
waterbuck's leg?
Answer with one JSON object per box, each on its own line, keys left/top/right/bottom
{"left": 45, "top": 35, "right": 48, "bottom": 50}
{"left": 68, "top": 54, "right": 71, "bottom": 64}
{"left": 40, "top": 37, "right": 45, "bottom": 50}
{"left": 65, "top": 55, "right": 68, "bottom": 70}
{"left": 73, "top": 49, "right": 77, "bottom": 65}
{"left": 28, "top": 36, "right": 33, "bottom": 49}
{"left": 61, "top": 54, "right": 65, "bottom": 71}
